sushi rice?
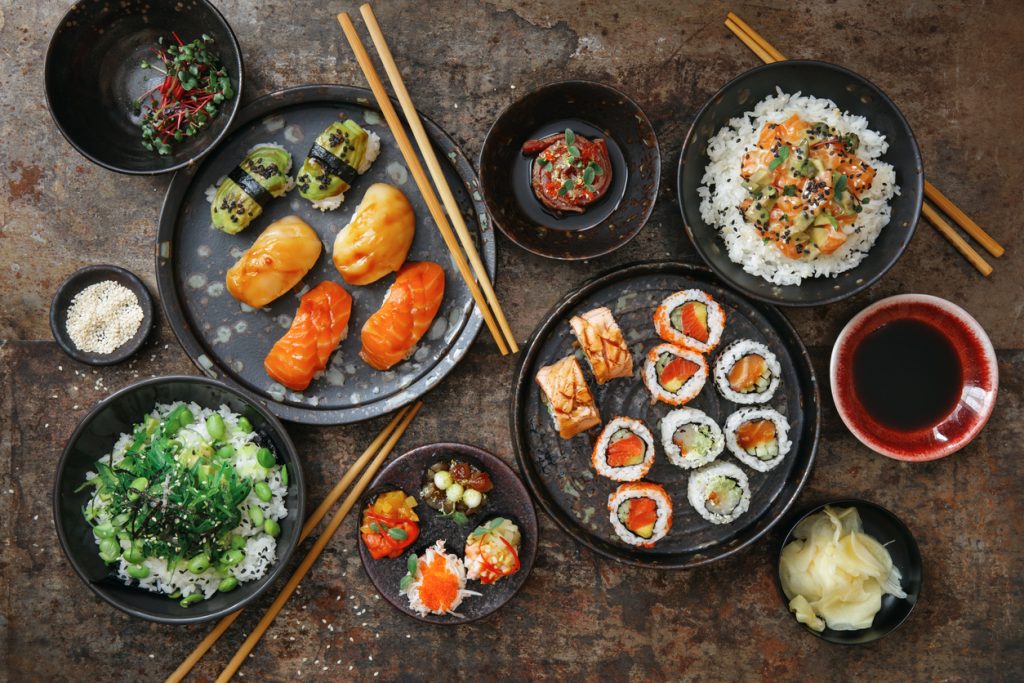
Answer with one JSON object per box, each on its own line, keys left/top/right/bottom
{"left": 607, "top": 482, "right": 673, "bottom": 548}
{"left": 687, "top": 461, "right": 751, "bottom": 525}
{"left": 724, "top": 407, "right": 792, "bottom": 472}
{"left": 653, "top": 289, "right": 726, "bottom": 354}
{"left": 660, "top": 408, "right": 725, "bottom": 469}
{"left": 591, "top": 417, "right": 656, "bottom": 482}
{"left": 642, "top": 343, "right": 708, "bottom": 406}
{"left": 713, "top": 339, "right": 782, "bottom": 404}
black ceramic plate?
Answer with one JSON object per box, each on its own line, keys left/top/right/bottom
{"left": 479, "top": 80, "right": 660, "bottom": 260}
{"left": 357, "top": 443, "right": 538, "bottom": 624}
{"left": 511, "top": 261, "right": 819, "bottom": 568}
{"left": 157, "top": 85, "right": 495, "bottom": 425}
{"left": 49, "top": 265, "right": 155, "bottom": 365}
{"left": 53, "top": 376, "right": 306, "bottom": 624}
{"left": 45, "top": 0, "right": 243, "bottom": 175}
{"left": 677, "top": 60, "right": 923, "bottom": 306}
{"left": 775, "top": 499, "right": 922, "bottom": 644}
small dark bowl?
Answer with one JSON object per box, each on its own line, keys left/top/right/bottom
{"left": 45, "top": 0, "right": 243, "bottom": 175}
{"left": 678, "top": 60, "right": 923, "bottom": 306}
{"left": 480, "top": 80, "right": 660, "bottom": 260}
{"left": 49, "top": 265, "right": 155, "bottom": 365}
{"left": 54, "top": 376, "right": 306, "bottom": 624}
{"left": 775, "top": 498, "right": 922, "bottom": 644}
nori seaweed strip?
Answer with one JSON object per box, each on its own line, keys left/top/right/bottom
{"left": 307, "top": 144, "right": 359, "bottom": 186}
{"left": 228, "top": 166, "right": 274, "bottom": 207}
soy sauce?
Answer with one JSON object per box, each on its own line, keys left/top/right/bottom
{"left": 852, "top": 319, "right": 962, "bottom": 431}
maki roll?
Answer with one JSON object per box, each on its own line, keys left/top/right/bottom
{"left": 713, "top": 339, "right": 781, "bottom": 404}
{"left": 724, "top": 407, "right": 791, "bottom": 471}
{"left": 608, "top": 482, "right": 673, "bottom": 547}
{"left": 569, "top": 306, "right": 633, "bottom": 383}
{"left": 653, "top": 289, "right": 726, "bottom": 354}
{"left": 296, "top": 120, "right": 381, "bottom": 211}
{"left": 535, "top": 355, "right": 601, "bottom": 439}
{"left": 464, "top": 517, "right": 522, "bottom": 585}
{"left": 209, "top": 143, "right": 294, "bottom": 234}
{"left": 401, "top": 540, "right": 479, "bottom": 617}
{"left": 660, "top": 408, "right": 725, "bottom": 469}
{"left": 687, "top": 462, "right": 750, "bottom": 525}
{"left": 591, "top": 417, "right": 656, "bottom": 482}
{"left": 642, "top": 343, "right": 708, "bottom": 406}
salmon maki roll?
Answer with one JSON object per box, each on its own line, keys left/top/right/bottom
{"left": 642, "top": 343, "right": 708, "bottom": 406}
{"left": 591, "top": 417, "right": 655, "bottom": 482}
{"left": 724, "top": 407, "right": 791, "bottom": 472}
{"left": 535, "top": 355, "right": 601, "bottom": 439}
{"left": 713, "top": 339, "right": 781, "bottom": 404}
{"left": 608, "top": 482, "right": 673, "bottom": 547}
{"left": 360, "top": 261, "right": 445, "bottom": 371}
{"left": 569, "top": 306, "right": 633, "bottom": 383}
{"left": 653, "top": 289, "right": 726, "bottom": 354}
{"left": 264, "top": 281, "right": 352, "bottom": 391}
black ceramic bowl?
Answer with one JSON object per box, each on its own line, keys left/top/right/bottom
{"left": 480, "top": 80, "right": 660, "bottom": 260}
{"left": 45, "top": 0, "right": 243, "bottom": 175}
{"left": 775, "top": 498, "right": 922, "bottom": 644}
{"left": 49, "top": 265, "right": 155, "bottom": 365}
{"left": 678, "top": 60, "right": 923, "bottom": 306}
{"left": 54, "top": 376, "right": 306, "bottom": 624}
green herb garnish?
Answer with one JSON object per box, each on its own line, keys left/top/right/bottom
{"left": 783, "top": 184, "right": 797, "bottom": 197}
{"left": 767, "top": 144, "right": 790, "bottom": 171}
{"left": 833, "top": 172, "right": 849, "bottom": 197}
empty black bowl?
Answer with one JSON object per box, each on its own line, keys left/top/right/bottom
{"left": 677, "top": 60, "right": 923, "bottom": 306}
{"left": 54, "top": 376, "right": 306, "bottom": 624}
{"left": 775, "top": 498, "right": 922, "bottom": 644}
{"left": 480, "top": 80, "right": 660, "bottom": 260}
{"left": 45, "top": 0, "right": 243, "bottom": 175}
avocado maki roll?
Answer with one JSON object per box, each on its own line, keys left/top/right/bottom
{"left": 209, "top": 143, "right": 294, "bottom": 234}
{"left": 296, "top": 120, "right": 381, "bottom": 211}
{"left": 687, "top": 462, "right": 750, "bottom": 525}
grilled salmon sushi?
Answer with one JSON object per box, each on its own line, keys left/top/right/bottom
{"left": 724, "top": 407, "right": 791, "bottom": 472}
{"left": 591, "top": 417, "right": 655, "bottom": 482}
{"left": 569, "top": 306, "right": 633, "bottom": 383}
{"left": 360, "top": 261, "right": 445, "bottom": 371}
{"left": 535, "top": 355, "right": 601, "bottom": 439}
{"left": 653, "top": 289, "right": 726, "bottom": 354}
{"left": 642, "top": 343, "right": 708, "bottom": 406}
{"left": 713, "top": 339, "right": 781, "bottom": 404}
{"left": 264, "top": 281, "right": 352, "bottom": 391}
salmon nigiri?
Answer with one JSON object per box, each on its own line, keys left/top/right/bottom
{"left": 360, "top": 261, "right": 444, "bottom": 371}
{"left": 264, "top": 281, "right": 353, "bottom": 391}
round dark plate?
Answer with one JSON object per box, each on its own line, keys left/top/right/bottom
{"left": 49, "top": 265, "right": 155, "bottom": 365}
{"left": 775, "top": 498, "right": 922, "bottom": 644}
{"left": 53, "top": 375, "right": 306, "bottom": 624}
{"left": 677, "top": 60, "right": 923, "bottom": 306}
{"left": 157, "top": 84, "right": 495, "bottom": 425}
{"left": 357, "top": 443, "right": 538, "bottom": 624}
{"left": 45, "top": 0, "right": 243, "bottom": 175}
{"left": 511, "top": 261, "right": 819, "bottom": 568}
{"left": 479, "top": 80, "right": 660, "bottom": 260}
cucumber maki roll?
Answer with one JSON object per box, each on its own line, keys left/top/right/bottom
{"left": 296, "top": 120, "right": 381, "bottom": 211}
{"left": 209, "top": 143, "right": 294, "bottom": 234}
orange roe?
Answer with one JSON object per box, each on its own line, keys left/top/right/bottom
{"left": 416, "top": 553, "right": 460, "bottom": 612}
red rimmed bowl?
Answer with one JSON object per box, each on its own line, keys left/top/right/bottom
{"left": 830, "top": 294, "right": 997, "bottom": 461}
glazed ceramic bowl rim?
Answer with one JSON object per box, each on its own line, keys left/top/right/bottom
{"left": 53, "top": 374, "right": 306, "bottom": 624}
{"left": 830, "top": 293, "right": 998, "bottom": 461}
{"left": 43, "top": 0, "right": 244, "bottom": 175}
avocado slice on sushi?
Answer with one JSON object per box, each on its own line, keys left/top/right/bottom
{"left": 210, "top": 144, "right": 294, "bottom": 234}
{"left": 296, "top": 120, "right": 380, "bottom": 211}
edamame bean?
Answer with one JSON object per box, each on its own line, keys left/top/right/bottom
{"left": 178, "top": 408, "right": 194, "bottom": 426}
{"left": 221, "top": 549, "right": 245, "bottom": 566}
{"left": 264, "top": 519, "right": 281, "bottom": 538}
{"left": 128, "top": 477, "right": 148, "bottom": 500}
{"left": 217, "top": 576, "right": 239, "bottom": 592}
{"left": 93, "top": 523, "right": 115, "bottom": 539}
{"left": 256, "top": 447, "right": 276, "bottom": 469}
{"left": 98, "top": 538, "right": 120, "bottom": 561}
{"left": 249, "top": 505, "right": 264, "bottom": 527}
{"left": 206, "top": 413, "right": 226, "bottom": 441}
{"left": 179, "top": 593, "right": 204, "bottom": 607}
{"left": 215, "top": 445, "right": 236, "bottom": 460}
{"left": 281, "top": 465, "right": 288, "bottom": 487}
{"left": 237, "top": 416, "right": 253, "bottom": 433}
{"left": 112, "top": 512, "right": 131, "bottom": 528}
{"left": 188, "top": 553, "right": 210, "bottom": 574}
{"left": 254, "top": 481, "right": 272, "bottom": 502}
{"left": 124, "top": 543, "right": 145, "bottom": 564}
{"left": 127, "top": 563, "right": 150, "bottom": 579}
{"left": 230, "top": 533, "right": 247, "bottom": 550}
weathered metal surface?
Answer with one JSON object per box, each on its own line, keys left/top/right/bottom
{"left": 1, "top": 1, "right": 1022, "bottom": 681}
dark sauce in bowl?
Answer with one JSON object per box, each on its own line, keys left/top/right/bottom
{"left": 852, "top": 319, "right": 963, "bottom": 431}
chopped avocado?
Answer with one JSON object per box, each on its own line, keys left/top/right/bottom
{"left": 633, "top": 522, "right": 655, "bottom": 539}
{"left": 749, "top": 167, "right": 771, "bottom": 186}
{"left": 791, "top": 210, "right": 814, "bottom": 233}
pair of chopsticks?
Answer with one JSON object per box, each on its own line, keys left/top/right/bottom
{"left": 165, "top": 402, "right": 421, "bottom": 683}
{"left": 724, "top": 11, "right": 1005, "bottom": 277}
{"left": 338, "top": 5, "right": 519, "bottom": 353}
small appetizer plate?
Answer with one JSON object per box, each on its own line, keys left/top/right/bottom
{"left": 775, "top": 499, "right": 922, "bottom": 645}
{"left": 44, "top": 0, "right": 243, "bottom": 175}
{"left": 49, "top": 265, "right": 155, "bottom": 365}
{"left": 831, "top": 294, "right": 998, "bottom": 461}
{"left": 480, "top": 80, "right": 660, "bottom": 260}
{"left": 357, "top": 442, "right": 538, "bottom": 624}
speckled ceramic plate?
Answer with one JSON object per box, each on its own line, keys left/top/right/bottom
{"left": 157, "top": 85, "right": 495, "bottom": 424}
{"left": 357, "top": 443, "right": 538, "bottom": 624}
{"left": 511, "top": 261, "right": 819, "bottom": 568}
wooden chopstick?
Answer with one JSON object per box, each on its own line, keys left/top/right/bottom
{"left": 725, "top": 11, "right": 1005, "bottom": 272}
{"left": 165, "top": 405, "right": 419, "bottom": 683}
{"left": 214, "top": 401, "right": 421, "bottom": 682}
{"left": 359, "top": 3, "right": 519, "bottom": 353}
{"left": 337, "top": 11, "right": 515, "bottom": 356}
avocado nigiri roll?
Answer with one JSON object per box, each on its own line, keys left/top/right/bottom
{"left": 209, "top": 143, "right": 294, "bottom": 234}
{"left": 296, "top": 120, "right": 381, "bottom": 211}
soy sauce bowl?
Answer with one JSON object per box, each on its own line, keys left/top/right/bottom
{"left": 831, "top": 294, "right": 998, "bottom": 461}
{"left": 775, "top": 499, "right": 922, "bottom": 645}
{"left": 479, "top": 80, "right": 660, "bottom": 260}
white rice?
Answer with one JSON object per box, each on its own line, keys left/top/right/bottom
{"left": 607, "top": 483, "right": 673, "bottom": 547}
{"left": 724, "top": 407, "right": 792, "bottom": 472}
{"left": 713, "top": 339, "right": 782, "bottom": 405}
{"left": 311, "top": 131, "right": 381, "bottom": 212}
{"left": 697, "top": 89, "right": 899, "bottom": 285}
{"left": 591, "top": 417, "right": 656, "bottom": 482}
{"left": 660, "top": 407, "right": 725, "bottom": 469}
{"left": 687, "top": 461, "right": 751, "bottom": 525}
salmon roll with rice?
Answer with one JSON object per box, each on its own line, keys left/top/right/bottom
{"left": 608, "top": 482, "right": 673, "bottom": 547}
{"left": 642, "top": 343, "right": 708, "bottom": 406}
{"left": 687, "top": 461, "right": 751, "bottom": 525}
{"left": 724, "top": 407, "right": 791, "bottom": 471}
{"left": 660, "top": 408, "right": 725, "bottom": 469}
{"left": 569, "top": 306, "right": 633, "bottom": 383}
{"left": 653, "top": 289, "right": 726, "bottom": 354}
{"left": 535, "top": 355, "right": 601, "bottom": 439}
{"left": 591, "top": 417, "right": 656, "bottom": 482}
{"left": 713, "top": 339, "right": 781, "bottom": 404}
